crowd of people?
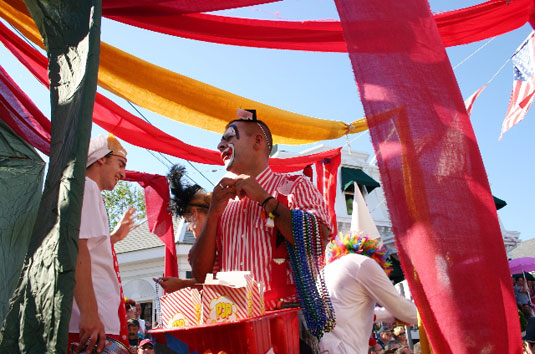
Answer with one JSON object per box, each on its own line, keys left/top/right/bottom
{"left": 515, "top": 276, "right": 535, "bottom": 317}
{"left": 71, "top": 110, "right": 421, "bottom": 353}
{"left": 514, "top": 276, "right": 535, "bottom": 354}
{"left": 369, "top": 325, "right": 418, "bottom": 354}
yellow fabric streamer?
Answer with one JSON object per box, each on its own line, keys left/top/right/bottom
{"left": 418, "top": 311, "right": 434, "bottom": 354}
{"left": 1, "top": 0, "right": 368, "bottom": 145}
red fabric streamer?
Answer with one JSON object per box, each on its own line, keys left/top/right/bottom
{"left": 0, "top": 64, "right": 50, "bottom": 155}
{"left": 124, "top": 171, "right": 178, "bottom": 278}
{"left": 335, "top": 0, "right": 521, "bottom": 353}
{"left": 103, "top": 0, "right": 279, "bottom": 13}
{"left": 314, "top": 153, "right": 341, "bottom": 238}
{"left": 104, "top": 0, "right": 533, "bottom": 52}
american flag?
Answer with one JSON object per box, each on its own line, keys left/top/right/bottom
{"left": 499, "top": 32, "right": 535, "bottom": 140}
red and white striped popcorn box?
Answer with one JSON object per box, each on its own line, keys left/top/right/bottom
{"left": 256, "top": 280, "right": 266, "bottom": 316}
{"left": 160, "top": 287, "right": 202, "bottom": 328}
{"left": 244, "top": 274, "right": 265, "bottom": 317}
{"left": 202, "top": 271, "right": 264, "bottom": 324}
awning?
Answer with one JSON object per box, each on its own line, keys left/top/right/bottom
{"left": 341, "top": 167, "right": 380, "bottom": 193}
{"left": 493, "top": 196, "right": 507, "bottom": 210}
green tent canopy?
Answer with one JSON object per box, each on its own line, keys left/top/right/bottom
{"left": 341, "top": 166, "right": 380, "bottom": 193}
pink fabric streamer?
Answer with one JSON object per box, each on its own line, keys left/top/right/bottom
{"left": 103, "top": 0, "right": 534, "bottom": 52}
{"left": 335, "top": 0, "right": 521, "bottom": 352}
{"left": 0, "top": 64, "right": 50, "bottom": 154}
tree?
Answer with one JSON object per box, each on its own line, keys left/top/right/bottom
{"left": 102, "top": 180, "right": 146, "bottom": 230}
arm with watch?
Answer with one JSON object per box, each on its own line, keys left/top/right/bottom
{"left": 233, "top": 174, "right": 329, "bottom": 245}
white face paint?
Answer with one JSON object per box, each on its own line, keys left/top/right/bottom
{"left": 221, "top": 144, "right": 235, "bottom": 169}
{"left": 220, "top": 126, "right": 238, "bottom": 170}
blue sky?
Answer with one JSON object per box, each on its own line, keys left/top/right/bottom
{"left": 0, "top": 0, "right": 533, "bottom": 240}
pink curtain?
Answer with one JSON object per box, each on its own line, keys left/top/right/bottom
{"left": 104, "top": 0, "right": 533, "bottom": 52}
{"left": 335, "top": 0, "right": 521, "bottom": 353}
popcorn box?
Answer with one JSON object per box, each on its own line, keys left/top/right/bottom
{"left": 202, "top": 271, "right": 265, "bottom": 324}
{"left": 254, "top": 280, "right": 265, "bottom": 317}
{"left": 160, "top": 287, "right": 202, "bottom": 328}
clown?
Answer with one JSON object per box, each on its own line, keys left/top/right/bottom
{"left": 319, "top": 232, "right": 417, "bottom": 354}
{"left": 190, "top": 109, "right": 335, "bottom": 350}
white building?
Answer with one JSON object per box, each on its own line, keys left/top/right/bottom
{"left": 115, "top": 145, "right": 520, "bottom": 323}
{"left": 115, "top": 218, "right": 195, "bottom": 325}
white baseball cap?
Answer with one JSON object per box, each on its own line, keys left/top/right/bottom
{"left": 86, "top": 134, "right": 127, "bottom": 167}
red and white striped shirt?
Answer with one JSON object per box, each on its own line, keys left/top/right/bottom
{"left": 216, "top": 167, "right": 332, "bottom": 296}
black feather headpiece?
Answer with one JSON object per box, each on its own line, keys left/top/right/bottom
{"left": 167, "top": 165, "right": 202, "bottom": 217}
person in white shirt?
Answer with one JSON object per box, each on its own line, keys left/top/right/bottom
{"left": 135, "top": 303, "right": 146, "bottom": 335}
{"left": 68, "top": 135, "right": 136, "bottom": 353}
{"left": 319, "top": 232, "right": 417, "bottom": 354}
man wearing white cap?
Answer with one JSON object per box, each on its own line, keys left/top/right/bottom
{"left": 68, "top": 134, "right": 136, "bottom": 353}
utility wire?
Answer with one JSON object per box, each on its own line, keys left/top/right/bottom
{"left": 125, "top": 101, "right": 176, "bottom": 168}
{"left": 6, "top": 21, "right": 40, "bottom": 52}
{"left": 481, "top": 33, "right": 534, "bottom": 86}
{"left": 484, "top": 56, "right": 512, "bottom": 86}
{"left": 125, "top": 101, "right": 216, "bottom": 187}
{"left": 452, "top": 37, "right": 495, "bottom": 71}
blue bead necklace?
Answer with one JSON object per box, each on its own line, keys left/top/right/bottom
{"left": 286, "top": 209, "right": 336, "bottom": 339}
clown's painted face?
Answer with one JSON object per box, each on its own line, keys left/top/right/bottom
{"left": 218, "top": 125, "right": 239, "bottom": 170}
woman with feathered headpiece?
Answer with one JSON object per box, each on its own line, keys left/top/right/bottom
{"left": 154, "top": 165, "right": 211, "bottom": 293}
{"left": 168, "top": 164, "right": 211, "bottom": 237}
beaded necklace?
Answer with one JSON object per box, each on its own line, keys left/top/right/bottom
{"left": 286, "top": 209, "right": 336, "bottom": 339}
{"left": 154, "top": 280, "right": 162, "bottom": 328}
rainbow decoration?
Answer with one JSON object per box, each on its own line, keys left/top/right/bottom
{"left": 326, "top": 231, "right": 393, "bottom": 275}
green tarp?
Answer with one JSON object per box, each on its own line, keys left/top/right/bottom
{"left": 0, "top": 120, "right": 44, "bottom": 324}
{"left": 0, "top": 0, "right": 101, "bottom": 352}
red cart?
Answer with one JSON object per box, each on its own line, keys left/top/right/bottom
{"left": 149, "top": 308, "right": 299, "bottom": 354}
